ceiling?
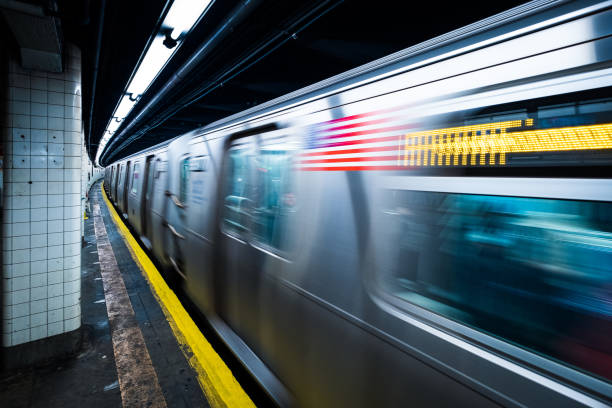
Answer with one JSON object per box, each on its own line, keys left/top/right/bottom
{"left": 4, "top": 0, "right": 528, "bottom": 165}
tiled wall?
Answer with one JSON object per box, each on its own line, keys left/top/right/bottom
{"left": 1, "top": 45, "right": 83, "bottom": 347}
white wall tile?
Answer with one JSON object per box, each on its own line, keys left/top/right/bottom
{"left": 12, "top": 114, "right": 29, "bottom": 128}
{"left": 30, "top": 260, "right": 46, "bottom": 274}
{"left": 31, "top": 116, "right": 47, "bottom": 130}
{"left": 13, "top": 262, "right": 29, "bottom": 277}
{"left": 31, "top": 77, "right": 47, "bottom": 91}
{"left": 48, "top": 169, "right": 63, "bottom": 181}
{"left": 47, "top": 296, "right": 63, "bottom": 311}
{"left": 13, "top": 209, "right": 29, "bottom": 223}
{"left": 47, "top": 207, "right": 63, "bottom": 220}
{"left": 63, "top": 242, "right": 79, "bottom": 257}
{"left": 11, "top": 289, "right": 30, "bottom": 305}
{"left": 48, "top": 321, "right": 63, "bottom": 336}
{"left": 48, "top": 309, "right": 62, "bottom": 323}
{"left": 48, "top": 156, "right": 64, "bottom": 168}
{"left": 48, "top": 117, "right": 63, "bottom": 131}
{"left": 31, "top": 325, "right": 47, "bottom": 341}
{"left": 47, "top": 220, "right": 63, "bottom": 234}
{"left": 30, "top": 246, "right": 47, "bottom": 262}
{"left": 30, "top": 207, "right": 47, "bottom": 221}
{"left": 48, "top": 143, "right": 63, "bottom": 155}
{"left": 48, "top": 79, "right": 64, "bottom": 93}
{"left": 64, "top": 218, "right": 80, "bottom": 232}
{"left": 48, "top": 245, "right": 63, "bottom": 259}
{"left": 30, "top": 221, "right": 48, "bottom": 236}
{"left": 13, "top": 222, "right": 30, "bottom": 236}
{"left": 30, "top": 273, "right": 47, "bottom": 288}
{"left": 30, "top": 286, "right": 47, "bottom": 302}
{"left": 12, "top": 329, "right": 30, "bottom": 345}
{"left": 11, "top": 87, "right": 31, "bottom": 102}
{"left": 63, "top": 267, "right": 80, "bottom": 282}
{"left": 49, "top": 180, "right": 66, "bottom": 193}
{"left": 31, "top": 103, "right": 47, "bottom": 117}
{"left": 48, "top": 129, "right": 63, "bottom": 143}
{"left": 48, "top": 92, "right": 63, "bottom": 106}
{"left": 31, "top": 142, "right": 47, "bottom": 155}
{"left": 64, "top": 316, "right": 81, "bottom": 333}
{"left": 12, "top": 316, "right": 30, "bottom": 332}
{"left": 31, "top": 234, "right": 47, "bottom": 248}
{"left": 31, "top": 182, "right": 46, "bottom": 195}
{"left": 64, "top": 254, "right": 80, "bottom": 269}
{"left": 30, "top": 89, "right": 45, "bottom": 103}
{"left": 12, "top": 236, "right": 29, "bottom": 250}
{"left": 13, "top": 155, "right": 30, "bottom": 169}
{"left": 48, "top": 105, "right": 63, "bottom": 118}
{"left": 48, "top": 270, "right": 62, "bottom": 285}
{"left": 31, "top": 129, "right": 47, "bottom": 143}
{"left": 13, "top": 249, "right": 30, "bottom": 264}
{"left": 30, "top": 312, "right": 46, "bottom": 327}
{"left": 31, "top": 156, "right": 48, "bottom": 169}
{"left": 48, "top": 195, "right": 62, "bottom": 207}
{"left": 31, "top": 299, "right": 47, "bottom": 314}
{"left": 30, "top": 195, "right": 47, "bottom": 208}
{"left": 63, "top": 280, "right": 79, "bottom": 295}
{"left": 30, "top": 171, "right": 46, "bottom": 184}
{"left": 12, "top": 302, "right": 29, "bottom": 318}
{"left": 48, "top": 284, "right": 62, "bottom": 298}
{"left": 63, "top": 292, "right": 79, "bottom": 308}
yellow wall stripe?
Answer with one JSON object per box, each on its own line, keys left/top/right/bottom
{"left": 101, "top": 183, "right": 255, "bottom": 408}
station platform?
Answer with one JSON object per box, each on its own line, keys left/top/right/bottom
{"left": 0, "top": 182, "right": 254, "bottom": 408}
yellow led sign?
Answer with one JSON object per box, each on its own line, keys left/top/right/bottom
{"left": 399, "top": 119, "right": 612, "bottom": 166}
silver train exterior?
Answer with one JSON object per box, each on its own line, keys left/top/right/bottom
{"left": 103, "top": 1, "right": 612, "bottom": 406}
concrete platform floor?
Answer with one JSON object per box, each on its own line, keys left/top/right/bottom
{"left": 0, "top": 182, "right": 208, "bottom": 407}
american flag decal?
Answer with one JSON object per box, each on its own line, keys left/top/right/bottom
{"left": 298, "top": 109, "right": 413, "bottom": 171}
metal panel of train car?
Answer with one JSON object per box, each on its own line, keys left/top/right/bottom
{"left": 99, "top": 2, "right": 612, "bottom": 406}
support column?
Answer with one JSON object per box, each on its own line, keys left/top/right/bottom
{"left": 1, "top": 44, "right": 83, "bottom": 366}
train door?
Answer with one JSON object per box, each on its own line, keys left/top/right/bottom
{"left": 164, "top": 152, "right": 193, "bottom": 280}
{"left": 150, "top": 156, "right": 169, "bottom": 267}
{"left": 112, "top": 164, "right": 119, "bottom": 202}
{"left": 122, "top": 161, "right": 131, "bottom": 216}
{"left": 115, "top": 164, "right": 122, "bottom": 205}
{"left": 127, "top": 159, "right": 144, "bottom": 234}
{"left": 141, "top": 155, "right": 155, "bottom": 240}
{"left": 217, "top": 135, "right": 264, "bottom": 346}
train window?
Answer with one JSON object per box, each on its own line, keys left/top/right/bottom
{"left": 179, "top": 157, "right": 190, "bottom": 204}
{"left": 222, "top": 145, "right": 252, "bottom": 236}
{"left": 252, "top": 149, "right": 293, "bottom": 251}
{"left": 379, "top": 190, "right": 612, "bottom": 382}
{"left": 131, "top": 163, "right": 140, "bottom": 194}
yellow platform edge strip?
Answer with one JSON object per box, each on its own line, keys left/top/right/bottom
{"left": 101, "top": 183, "right": 255, "bottom": 408}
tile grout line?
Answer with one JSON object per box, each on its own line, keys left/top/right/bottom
{"left": 92, "top": 195, "right": 167, "bottom": 408}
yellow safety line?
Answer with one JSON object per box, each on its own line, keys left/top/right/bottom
{"left": 101, "top": 183, "right": 255, "bottom": 408}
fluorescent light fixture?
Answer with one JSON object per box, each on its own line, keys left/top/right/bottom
{"left": 126, "top": 36, "right": 175, "bottom": 97}
{"left": 107, "top": 119, "right": 122, "bottom": 133}
{"left": 114, "top": 95, "right": 138, "bottom": 119}
{"left": 95, "top": 0, "right": 213, "bottom": 166}
{"left": 164, "top": 0, "right": 212, "bottom": 39}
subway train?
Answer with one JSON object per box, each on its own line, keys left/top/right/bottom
{"left": 103, "top": 1, "right": 612, "bottom": 406}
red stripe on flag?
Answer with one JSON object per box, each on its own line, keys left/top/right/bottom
{"left": 300, "top": 145, "right": 399, "bottom": 157}
{"left": 300, "top": 155, "right": 399, "bottom": 164}
{"left": 300, "top": 165, "right": 408, "bottom": 171}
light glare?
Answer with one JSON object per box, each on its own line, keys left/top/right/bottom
{"left": 164, "top": 0, "right": 212, "bottom": 38}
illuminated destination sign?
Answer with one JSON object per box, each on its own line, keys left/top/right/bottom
{"left": 399, "top": 119, "right": 612, "bottom": 167}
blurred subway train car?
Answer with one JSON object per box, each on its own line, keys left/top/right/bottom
{"left": 103, "top": 1, "right": 612, "bottom": 406}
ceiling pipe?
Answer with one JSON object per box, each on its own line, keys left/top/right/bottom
{"left": 100, "top": 0, "right": 263, "bottom": 165}
{"left": 87, "top": 0, "right": 105, "bottom": 160}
